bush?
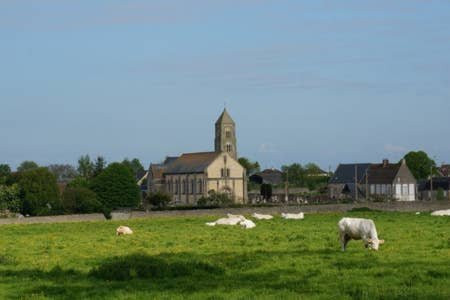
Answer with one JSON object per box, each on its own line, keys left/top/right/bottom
{"left": 18, "top": 167, "right": 62, "bottom": 216}
{"left": 62, "top": 187, "right": 103, "bottom": 214}
{"left": 197, "top": 190, "right": 232, "bottom": 207}
{"left": 66, "top": 176, "right": 91, "bottom": 189}
{"left": 147, "top": 192, "right": 171, "bottom": 208}
{"left": 91, "top": 163, "right": 140, "bottom": 210}
{"left": 436, "top": 188, "right": 445, "bottom": 201}
{"left": 0, "top": 184, "right": 21, "bottom": 213}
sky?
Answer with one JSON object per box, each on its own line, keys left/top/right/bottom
{"left": 1, "top": 0, "right": 450, "bottom": 171}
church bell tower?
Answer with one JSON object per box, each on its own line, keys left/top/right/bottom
{"left": 215, "top": 109, "right": 237, "bottom": 159}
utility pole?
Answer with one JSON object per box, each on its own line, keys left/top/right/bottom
{"left": 365, "top": 169, "right": 369, "bottom": 201}
{"left": 430, "top": 164, "right": 433, "bottom": 201}
{"left": 285, "top": 168, "right": 289, "bottom": 203}
{"left": 355, "top": 165, "right": 358, "bottom": 202}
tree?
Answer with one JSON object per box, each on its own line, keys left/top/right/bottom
{"left": 281, "top": 163, "right": 306, "bottom": 187}
{"left": 91, "top": 163, "right": 140, "bottom": 209}
{"left": 305, "top": 163, "right": 323, "bottom": 176}
{"left": 62, "top": 187, "right": 102, "bottom": 214}
{"left": 93, "top": 156, "right": 107, "bottom": 177}
{"left": 17, "top": 161, "right": 39, "bottom": 172}
{"left": 0, "top": 184, "right": 21, "bottom": 213}
{"left": 77, "top": 155, "right": 94, "bottom": 179}
{"left": 238, "top": 157, "right": 260, "bottom": 175}
{"left": 403, "top": 151, "right": 436, "bottom": 180}
{"left": 122, "top": 158, "right": 145, "bottom": 177}
{"left": 260, "top": 183, "right": 273, "bottom": 200}
{"left": 147, "top": 192, "right": 171, "bottom": 209}
{"left": 47, "top": 164, "right": 78, "bottom": 183}
{"left": 0, "top": 164, "right": 11, "bottom": 184}
{"left": 18, "top": 167, "right": 61, "bottom": 216}
{"left": 67, "top": 176, "right": 91, "bottom": 189}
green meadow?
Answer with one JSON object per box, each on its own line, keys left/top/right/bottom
{"left": 0, "top": 211, "right": 448, "bottom": 299}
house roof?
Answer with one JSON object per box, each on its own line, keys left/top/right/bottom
{"left": 164, "top": 152, "right": 221, "bottom": 175}
{"left": 367, "top": 162, "right": 401, "bottom": 184}
{"left": 329, "top": 164, "right": 370, "bottom": 184}
{"left": 438, "top": 165, "right": 450, "bottom": 177}
{"left": 249, "top": 168, "right": 284, "bottom": 185}
{"left": 215, "top": 109, "right": 235, "bottom": 125}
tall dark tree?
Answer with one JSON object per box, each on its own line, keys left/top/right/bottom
{"left": 0, "top": 164, "right": 11, "bottom": 184}
{"left": 238, "top": 157, "right": 260, "bottom": 175}
{"left": 91, "top": 163, "right": 140, "bottom": 209}
{"left": 281, "top": 163, "right": 306, "bottom": 187}
{"left": 122, "top": 158, "right": 145, "bottom": 177}
{"left": 18, "top": 167, "right": 61, "bottom": 216}
{"left": 17, "top": 161, "right": 39, "bottom": 172}
{"left": 47, "top": 164, "right": 78, "bottom": 183}
{"left": 260, "top": 183, "right": 273, "bottom": 200}
{"left": 77, "top": 155, "right": 94, "bottom": 179}
{"left": 403, "top": 151, "right": 436, "bottom": 180}
{"left": 93, "top": 156, "right": 107, "bottom": 177}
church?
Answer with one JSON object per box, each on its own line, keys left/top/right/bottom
{"left": 147, "top": 109, "right": 248, "bottom": 204}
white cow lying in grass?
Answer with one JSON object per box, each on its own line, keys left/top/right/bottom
{"left": 431, "top": 209, "right": 450, "bottom": 216}
{"left": 116, "top": 226, "right": 133, "bottom": 236}
{"left": 281, "top": 212, "right": 304, "bottom": 220}
{"left": 338, "top": 218, "right": 384, "bottom": 251}
{"left": 252, "top": 213, "right": 273, "bottom": 220}
{"left": 206, "top": 214, "right": 255, "bottom": 229}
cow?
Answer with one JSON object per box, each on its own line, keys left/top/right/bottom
{"left": 338, "top": 218, "right": 384, "bottom": 251}
{"left": 252, "top": 213, "right": 273, "bottom": 220}
{"left": 116, "top": 226, "right": 133, "bottom": 236}
{"left": 239, "top": 219, "right": 256, "bottom": 229}
{"left": 431, "top": 209, "right": 450, "bottom": 216}
{"left": 206, "top": 214, "right": 246, "bottom": 227}
{"left": 281, "top": 212, "right": 304, "bottom": 220}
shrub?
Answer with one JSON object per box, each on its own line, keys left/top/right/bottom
{"left": 147, "top": 192, "right": 171, "bottom": 208}
{"left": 91, "top": 163, "right": 140, "bottom": 210}
{"left": 197, "top": 190, "right": 232, "bottom": 207}
{"left": 436, "top": 188, "right": 445, "bottom": 201}
{"left": 18, "top": 167, "right": 62, "bottom": 216}
{"left": 62, "top": 187, "right": 102, "bottom": 214}
{"left": 0, "top": 184, "right": 21, "bottom": 213}
{"left": 67, "top": 176, "right": 91, "bottom": 189}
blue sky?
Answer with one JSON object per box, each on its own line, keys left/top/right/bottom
{"left": 1, "top": 0, "right": 450, "bottom": 171}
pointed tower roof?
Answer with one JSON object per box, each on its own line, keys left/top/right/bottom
{"left": 215, "top": 108, "right": 235, "bottom": 125}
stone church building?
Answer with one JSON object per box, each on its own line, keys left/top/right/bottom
{"left": 147, "top": 109, "right": 247, "bottom": 204}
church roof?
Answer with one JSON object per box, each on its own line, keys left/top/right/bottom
{"left": 215, "top": 109, "right": 235, "bottom": 125}
{"left": 164, "top": 152, "right": 221, "bottom": 174}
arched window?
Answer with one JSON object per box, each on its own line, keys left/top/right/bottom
{"left": 182, "top": 180, "right": 186, "bottom": 194}
{"left": 191, "top": 179, "right": 195, "bottom": 194}
{"left": 226, "top": 144, "right": 232, "bottom": 153}
{"left": 226, "top": 168, "right": 230, "bottom": 177}
{"left": 225, "top": 129, "right": 231, "bottom": 138}
{"left": 175, "top": 180, "right": 179, "bottom": 194}
{"left": 221, "top": 168, "right": 225, "bottom": 177}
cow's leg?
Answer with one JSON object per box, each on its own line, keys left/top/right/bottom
{"left": 340, "top": 233, "right": 350, "bottom": 251}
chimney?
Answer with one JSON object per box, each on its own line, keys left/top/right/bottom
{"left": 382, "top": 159, "right": 389, "bottom": 167}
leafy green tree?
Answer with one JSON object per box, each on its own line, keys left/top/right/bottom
{"left": 0, "top": 184, "right": 21, "bottom": 213}
{"left": 281, "top": 163, "right": 306, "bottom": 187}
{"left": 17, "top": 161, "right": 39, "bottom": 172}
{"left": 91, "top": 163, "right": 140, "bottom": 209}
{"left": 18, "top": 167, "right": 61, "bottom": 216}
{"left": 122, "top": 158, "right": 145, "bottom": 177}
{"left": 67, "top": 176, "right": 91, "bottom": 189}
{"left": 403, "top": 151, "right": 436, "bottom": 180}
{"left": 93, "top": 156, "right": 107, "bottom": 177}
{"left": 47, "top": 164, "right": 77, "bottom": 183}
{"left": 62, "top": 187, "right": 102, "bottom": 214}
{"left": 77, "top": 155, "right": 94, "bottom": 179}
{"left": 238, "top": 157, "right": 260, "bottom": 175}
{"left": 305, "top": 163, "right": 323, "bottom": 176}
{"left": 0, "top": 164, "right": 11, "bottom": 184}
{"left": 147, "top": 192, "right": 171, "bottom": 209}
{"left": 260, "top": 183, "right": 273, "bottom": 200}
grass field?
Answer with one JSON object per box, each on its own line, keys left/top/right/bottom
{"left": 0, "top": 211, "right": 449, "bottom": 299}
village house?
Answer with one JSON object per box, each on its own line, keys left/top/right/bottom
{"left": 329, "top": 159, "right": 417, "bottom": 201}
{"left": 418, "top": 177, "right": 450, "bottom": 200}
{"left": 147, "top": 109, "right": 247, "bottom": 204}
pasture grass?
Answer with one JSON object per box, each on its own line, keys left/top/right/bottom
{"left": 0, "top": 211, "right": 448, "bottom": 299}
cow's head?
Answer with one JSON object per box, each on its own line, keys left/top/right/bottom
{"left": 367, "top": 239, "right": 385, "bottom": 251}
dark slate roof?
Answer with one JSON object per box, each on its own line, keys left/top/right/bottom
{"left": 342, "top": 183, "right": 366, "bottom": 197}
{"left": 367, "top": 162, "right": 401, "bottom": 184}
{"left": 164, "top": 152, "right": 221, "bottom": 175}
{"left": 419, "top": 177, "right": 450, "bottom": 191}
{"left": 329, "top": 164, "right": 370, "bottom": 184}
{"left": 215, "top": 109, "right": 235, "bottom": 125}
{"left": 249, "top": 169, "right": 283, "bottom": 185}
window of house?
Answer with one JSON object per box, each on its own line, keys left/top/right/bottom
{"left": 226, "top": 168, "right": 230, "bottom": 177}
{"left": 191, "top": 180, "right": 195, "bottom": 194}
{"left": 175, "top": 180, "right": 179, "bottom": 194}
{"left": 226, "top": 144, "right": 232, "bottom": 153}
{"left": 197, "top": 179, "right": 202, "bottom": 194}
{"left": 182, "top": 180, "right": 186, "bottom": 194}
{"left": 370, "top": 185, "right": 375, "bottom": 195}
{"left": 402, "top": 184, "right": 409, "bottom": 195}
{"left": 381, "top": 185, "right": 386, "bottom": 195}
{"left": 221, "top": 168, "right": 224, "bottom": 177}
{"left": 376, "top": 184, "right": 381, "bottom": 194}
{"left": 225, "top": 129, "right": 231, "bottom": 138}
